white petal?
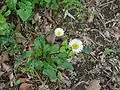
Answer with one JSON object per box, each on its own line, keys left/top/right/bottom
{"left": 54, "top": 28, "right": 64, "bottom": 37}
{"left": 69, "top": 39, "right": 83, "bottom": 53}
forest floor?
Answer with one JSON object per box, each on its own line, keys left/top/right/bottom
{"left": 0, "top": 0, "right": 120, "bottom": 90}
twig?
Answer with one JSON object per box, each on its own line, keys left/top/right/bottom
{"left": 98, "top": 0, "right": 116, "bottom": 7}
{"left": 35, "top": 71, "right": 44, "bottom": 84}
{"left": 105, "top": 19, "right": 119, "bottom": 25}
{"left": 91, "top": 29, "right": 112, "bottom": 42}
{"left": 95, "top": 8, "right": 107, "bottom": 29}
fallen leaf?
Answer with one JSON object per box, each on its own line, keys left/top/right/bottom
{"left": 46, "top": 33, "right": 55, "bottom": 45}
{"left": 86, "top": 80, "right": 101, "bottom": 90}
{"left": 2, "top": 63, "right": 11, "bottom": 72}
{"left": 19, "top": 83, "right": 34, "bottom": 90}
{"left": 105, "top": 31, "right": 110, "bottom": 38}
{"left": 0, "top": 71, "right": 5, "bottom": 77}
{"left": 110, "top": 30, "right": 120, "bottom": 40}
{"left": 2, "top": 53, "right": 9, "bottom": 62}
{"left": 110, "top": 27, "right": 120, "bottom": 40}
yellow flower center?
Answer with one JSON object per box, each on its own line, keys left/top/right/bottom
{"left": 72, "top": 43, "right": 79, "bottom": 50}
{"left": 57, "top": 30, "right": 62, "bottom": 35}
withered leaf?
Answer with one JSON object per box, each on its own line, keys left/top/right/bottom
{"left": 46, "top": 33, "right": 55, "bottom": 45}
{"left": 86, "top": 80, "right": 101, "bottom": 90}
{"left": 19, "top": 83, "right": 34, "bottom": 90}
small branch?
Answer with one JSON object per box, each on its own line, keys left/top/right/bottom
{"left": 35, "top": 71, "right": 44, "bottom": 84}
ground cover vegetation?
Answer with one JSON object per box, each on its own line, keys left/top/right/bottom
{"left": 0, "top": 0, "right": 120, "bottom": 90}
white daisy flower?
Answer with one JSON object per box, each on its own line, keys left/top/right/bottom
{"left": 54, "top": 28, "right": 64, "bottom": 37}
{"left": 69, "top": 39, "right": 83, "bottom": 53}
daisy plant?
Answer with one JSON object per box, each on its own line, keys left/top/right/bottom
{"left": 54, "top": 28, "right": 64, "bottom": 37}
{"left": 69, "top": 39, "right": 83, "bottom": 53}
{"left": 15, "top": 36, "right": 73, "bottom": 82}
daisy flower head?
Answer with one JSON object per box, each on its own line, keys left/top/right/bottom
{"left": 54, "top": 28, "right": 64, "bottom": 37}
{"left": 69, "top": 39, "right": 83, "bottom": 53}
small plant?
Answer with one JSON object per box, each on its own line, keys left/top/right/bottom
{"left": 0, "top": 13, "right": 19, "bottom": 52}
{"left": 5, "top": 0, "right": 17, "bottom": 11}
{"left": 61, "top": 0, "right": 85, "bottom": 21}
{"left": 17, "top": 0, "right": 34, "bottom": 21}
{"left": 15, "top": 36, "right": 73, "bottom": 82}
{"left": 0, "top": 13, "right": 9, "bottom": 35}
{"left": 39, "top": 0, "right": 59, "bottom": 10}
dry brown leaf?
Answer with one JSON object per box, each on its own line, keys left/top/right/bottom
{"left": 46, "top": 33, "right": 55, "bottom": 45}
{"left": 0, "top": 71, "right": 5, "bottom": 77}
{"left": 105, "top": 31, "right": 110, "bottom": 38}
{"left": 2, "top": 63, "right": 11, "bottom": 72}
{"left": 110, "top": 30, "right": 120, "bottom": 40}
{"left": 19, "top": 83, "right": 34, "bottom": 90}
{"left": 2, "top": 53, "right": 9, "bottom": 62}
{"left": 0, "top": 53, "right": 9, "bottom": 64}
{"left": 86, "top": 80, "right": 101, "bottom": 90}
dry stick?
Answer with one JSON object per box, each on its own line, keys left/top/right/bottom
{"left": 95, "top": 8, "right": 107, "bottom": 29}
{"left": 35, "top": 71, "right": 44, "bottom": 84}
{"left": 105, "top": 19, "right": 119, "bottom": 25}
{"left": 93, "top": 8, "right": 113, "bottom": 42}
{"left": 91, "top": 29, "right": 112, "bottom": 43}
{"left": 98, "top": 0, "right": 116, "bottom": 7}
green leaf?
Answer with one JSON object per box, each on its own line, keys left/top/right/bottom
{"left": 50, "top": 44, "right": 59, "bottom": 53}
{"left": 50, "top": 0, "right": 59, "bottom": 10}
{"left": 60, "top": 46, "right": 66, "bottom": 52}
{"left": 44, "top": 0, "right": 51, "bottom": 3}
{"left": 0, "top": 14, "right": 9, "bottom": 35}
{"left": 18, "top": 2, "right": 26, "bottom": 9}
{"left": 15, "top": 79, "right": 21, "bottom": 85}
{"left": 43, "top": 63, "right": 57, "bottom": 82}
{"left": 85, "top": 45, "right": 93, "bottom": 54}
{"left": 58, "top": 61, "right": 74, "bottom": 70}
{"left": 0, "top": 14, "right": 6, "bottom": 24}
{"left": 46, "top": 88, "right": 50, "bottom": 90}
{"left": 20, "top": 51, "right": 33, "bottom": 60}
{"left": 27, "top": 59, "right": 43, "bottom": 70}
{"left": 0, "top": 23, "right": 9, "bottom": 35}
{"left": 4, "top": 10, "right": 11, "bottom": 17}
{"left": 34, "top": 36, "right": 45, "bottom": 50}
{"left": 58, "top": 53, "right": 68, "bottom": 58}
{"left": 104, "top": 48, "right": 115, "bottom": 56}
{"left": 35, "top": 60, "right": 44, "bottom": 70}
{"left": 44, "top": 44, "right": 51, "bottom": 53}
{"left": 53, "top": 58, "right": 62, "bottom": 65}
{"left": 68, "top": 51, "right": 74, "bottom": 56}
{"left": 6, "top": 0, "right": 17, "bottom": 10}
{"left": 62, "top": 40, "right": 68, "bottom": 46}
{"left": 17, "top": 1, "right": 33, "bottom": 21}
{"left": 17, "top": 9, "right": 32, "bottom": 21}
{"left": 90, "top": 58, "right": 94, "bottom": 62}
